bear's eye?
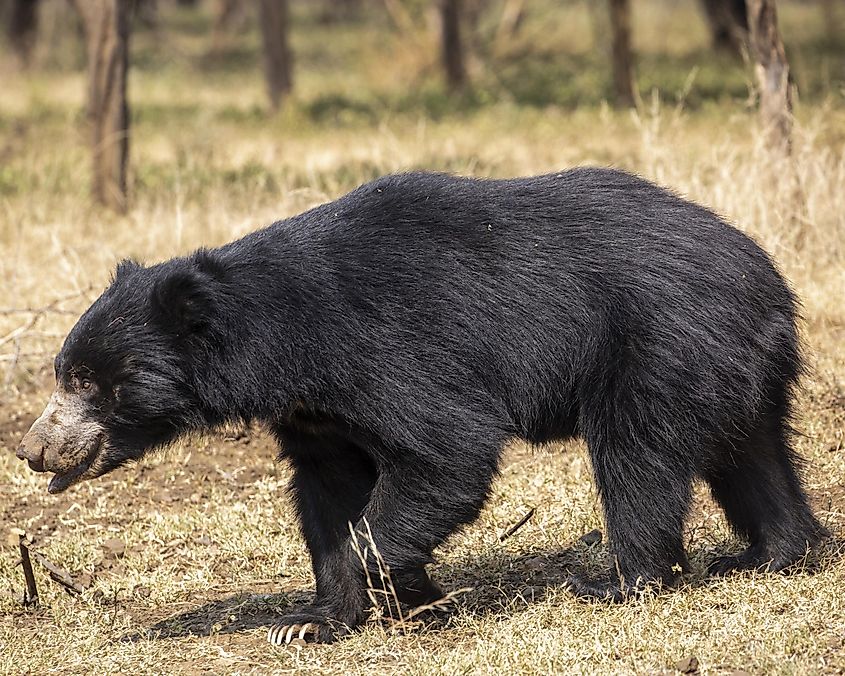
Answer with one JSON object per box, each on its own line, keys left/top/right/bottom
{"left": 80, "top": 378, "right": 92, "bottom": 391}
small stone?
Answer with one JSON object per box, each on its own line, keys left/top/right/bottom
{"left": 134, "top": 585, "right": 151, "bottom": 599}
{"left": 674, "top": 656, "right": 699, "bottom": 674}
{"left": 102, "top": 538, "right": 125, "bottom": 558}
{"left": 579, "top": 529, "right": 603, "bottom": 546}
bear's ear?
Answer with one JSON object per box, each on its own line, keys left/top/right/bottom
{"left": 151, "top": 266, "right": 215, "bottom": 337}
{"left": 113, "top": 258, "right": 143, "bottom": 282}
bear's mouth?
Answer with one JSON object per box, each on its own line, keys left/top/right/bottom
{"left": 48, "top": 435, "right": 105, "bottom": 494}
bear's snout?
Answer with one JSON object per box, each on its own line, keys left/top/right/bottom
{"left": 17, "top": 388, "right": 104, "bottom": 479}
{"left": 16, "top": 432, "right": 46, "bottom": 472}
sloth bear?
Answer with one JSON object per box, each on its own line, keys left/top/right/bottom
{"left": 17, "top": 169, "right": 826, "bottom": 644}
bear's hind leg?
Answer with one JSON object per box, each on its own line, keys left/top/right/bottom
{"left": 569, "top": 427, "right": 694, "bottom": 602}
{"left": 392, "top": 567, "right": 444, "bottom": 607}
{"left": 705, "top": 409, "right": 827, "bottom": 576}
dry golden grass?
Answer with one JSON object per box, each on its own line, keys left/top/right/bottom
{"left": 1, "top": 2, "right": 844, "bottom": 674}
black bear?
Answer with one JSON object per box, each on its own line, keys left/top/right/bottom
{"left": 17, "top": 169, "right": 826, "bottom": 644}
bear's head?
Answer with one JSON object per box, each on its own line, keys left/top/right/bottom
{"left": 17, "top": 253, "right": 225, "bottom": 493}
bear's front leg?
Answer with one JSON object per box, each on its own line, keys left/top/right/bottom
{"left": 269, "top": 432, "right": 378, "bottom": 644}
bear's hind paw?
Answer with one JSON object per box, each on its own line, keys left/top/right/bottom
{"left": 565, "top": 573, "right": 627, "bottom": 603}
{"left": 565, "top": 571, "right": 671, "bottom": 602}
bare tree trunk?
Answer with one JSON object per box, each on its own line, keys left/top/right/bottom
{"left": 211, "top": 0, "right": 246, "bottom": 51}
{"left": 746, "top": 0, "right": 791, "bottom": 154}
{"left": 609, "top": 0, "right": 635, "bottom": 108}
{"left": 74, "top": 0, "right": 130, "bottom": 212}
{"left": 8, "top": 0, "right": 39, "bottom": 66}
{"left": 440, "top": 0, "right": 466, "bottom": 91}
{"left": 320, "top": 0, "right": 363, "bottom": 24}
{"left": 820, "top": 0, "right": 840, "bottom": 43}
{"left": 699, "top": 0, "right": 748, "bottom": 53}
{"left": 132, "top": 0, "right": 158, "bottom": 29}
{"left": 257, "top": 0, "right": 293, "bottom": 109}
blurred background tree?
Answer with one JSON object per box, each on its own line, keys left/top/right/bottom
{"left": 1, "top": 0, "right": 841, "bottom": 210}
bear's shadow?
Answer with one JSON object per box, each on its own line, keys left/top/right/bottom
{"left": 125, "top": 548, "right": 575, "bottom": 642}
{"left": 124, "top": 535, "right": 843, "bottom": 642}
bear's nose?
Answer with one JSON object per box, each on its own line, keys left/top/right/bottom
{"left": 17, "top": 438, "right": 46, "bottom": 473}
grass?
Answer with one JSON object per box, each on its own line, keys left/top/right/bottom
{"left": 1, "top": 0, "right": 844, "bottom": 674}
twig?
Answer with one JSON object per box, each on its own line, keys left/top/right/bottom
{"left": 0, "top": 351, "right": 53, "bottom": 362}
{"left": 0, "top": 286, "right": 92, "bottom": 317}
{"left": 31, "top": 550, "right": 87, "bottom": 595}
{"left": 0, "top": 313, "right": 42, "bottom": 349}
{"left": 18, "top": 534, "right": 39, "bottom": 607}
{"left": 499, "top": 507, "right": 536, "bottom": 542}
{"left": 399, "top": 586, "right": 474, "bottom": 624}
{"left": 0, "top": 308, "right": 78, "bottom": 316}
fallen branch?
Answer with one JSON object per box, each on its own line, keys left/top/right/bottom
{"left": 499, "top": 507, "right": 536, "bottom": 542}
{"left": 31, "top": 550, "right": 88, "bottom": 595}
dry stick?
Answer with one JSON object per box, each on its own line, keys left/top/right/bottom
{"left": 499, "top": 507, "right": 536, "bottom": 542}
{"left": 0, "top": 351, "right": 53, "bottom": 362}
{"left": 0, "top": 287, "right": 93, "bottom": 349}
{"left": 0, "top": 308, "right": 78, "bottom": 316}
{"left": 30, "top": 551, "right": 87, "bottom": 595}
{"left": 399, "top": 586, "right": 474, "bottom": 623}
{"left": 18, "top": 535, "right": 38, "bottom": 607}
{"left": 0, "top": 286, "right": 94, "bottom": 316}
{"left": 0, "top": 313, "right": 42, "bottom": 350}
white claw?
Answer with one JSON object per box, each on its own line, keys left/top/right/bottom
{"left": 298, "top": 623, "right": 313, "bottom": 640}
{"left": 268, "top": 624, "right": 287, "bottom": 646}
{"left": 285, "top": 624, "right": 297, "bottom": 644}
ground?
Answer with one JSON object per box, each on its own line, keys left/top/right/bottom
{"left": 0, "top": 1, "right": 844, "bottom": 674}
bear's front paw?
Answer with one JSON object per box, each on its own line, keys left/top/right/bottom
{"left": 266, "top": 606, "right": 354, "bottom": 645}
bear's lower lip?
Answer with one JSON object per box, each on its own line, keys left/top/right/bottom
{"left": 47, "top": 437, "right": 103, "bottom": 494}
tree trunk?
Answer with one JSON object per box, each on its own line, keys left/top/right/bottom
{"left": 609, "top": 0, "right": 635, "bottom": 108}
{"left": 320, "top": 0, "right": 363, "bottom": 24}
{"left": 211, "top": 0, "right": 246, "bottom": 52}
{"left": 699, "top": 0, "right": 748, "bottom": 53}
{"left": 440, "top": 0, "right": 466, "bottom": 91}
{"left": 257, "top": 0, "right": 293, "bottom": 109}
{"left": 746, "top": 0, "right": 791, "bottom": 154}
{"left": 8, "top": 0, "right": 39, "bottom": 66}
{"left": 75, "top": 0, "right": 130, "bottom": 212}
{"left": 820, "top": 0, "right": 840, "bottom": 43}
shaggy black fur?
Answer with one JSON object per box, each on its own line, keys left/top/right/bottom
{"left": 52, "top": 169, "right": 826, "bottom": 640}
